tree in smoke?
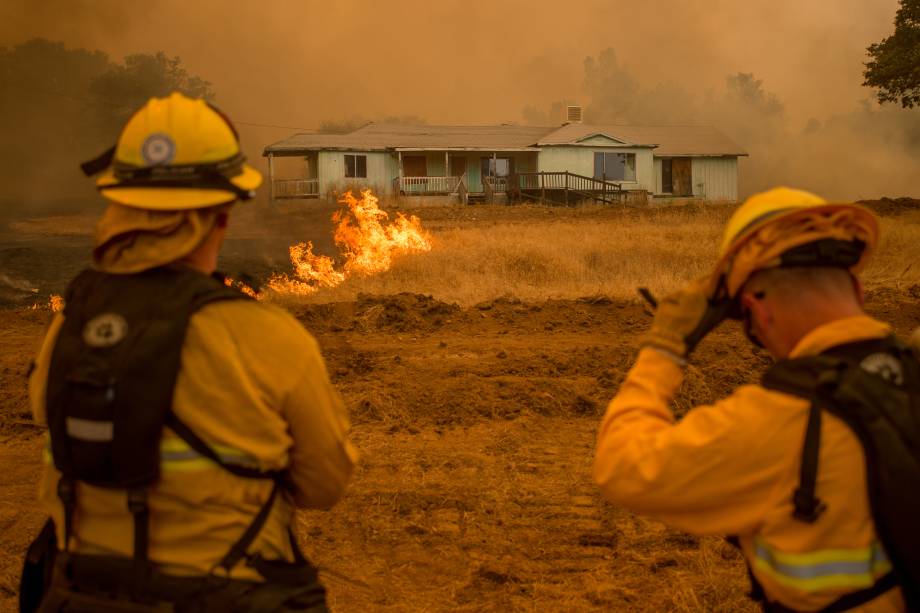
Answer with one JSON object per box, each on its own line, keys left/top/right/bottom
{"left": 0, "top": 39, "right": 215, "bottom": 209}
{"left": 582, "top": 48, "right": 641, "bottom": 123}
{"left": 89, "top": 52, "right": 215, "bottom": 126}
{"left": 864, "top": 0, "right": 920, "bottom": 108}
{"left": 724, "top": 73, "right": 784, "bottom": 117}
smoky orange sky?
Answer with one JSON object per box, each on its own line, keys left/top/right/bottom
{"left": 1, "top": 0, "right": 914, "bottom": 199}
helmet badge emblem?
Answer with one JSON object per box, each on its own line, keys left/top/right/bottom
{"left": 83, "top": 313, "right": 129, "bottom": 348}
{"left": 141, "top": 133, "right": 176, "bottom": 166}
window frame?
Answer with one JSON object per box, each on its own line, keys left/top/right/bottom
{"left": 344, "top": 153, "right": 368, "bottom": 179}
{"left": 480, "top": 156, "right": 512, "bottom": 178}
{"left": 593, "top": 151, "right": 637, "bottom": 182}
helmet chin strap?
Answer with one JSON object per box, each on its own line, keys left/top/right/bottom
{"left": 80, "top": 146, "right": 116, "bottom": 177}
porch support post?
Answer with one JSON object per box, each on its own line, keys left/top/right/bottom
{"left": 397, "top": 151, "right": 403, "bottom": 195}
{"left": 268, "top": 152, "right": 275, "bottom": 205}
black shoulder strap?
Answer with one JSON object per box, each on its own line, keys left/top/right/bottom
{"left": 214, "top": 482, "right": 279, "bottom": 574}
{"left": 762, "top": 357, "right": 842, "bottom": 524}
{"left": 165, "top": 412, "right": 282, "bottom": 480}
{"left": 792, "top": 400, "right": 827, "bottom": 523}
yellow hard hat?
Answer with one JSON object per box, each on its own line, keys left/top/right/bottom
{"left": 712, "top": 186, "right": 879, "bottom": 298}
{"left": 81, "top": 92, "right": 262, "bottom": 210}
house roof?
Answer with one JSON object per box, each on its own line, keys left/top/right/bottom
{"left": 263, "top": 122, "right": 747, "bottom": 157}
{"left": 264, "top": 123, "right": 552, "bottom": 155}
{"left": 537, "top": 123, "right": 748, "bottom": 156}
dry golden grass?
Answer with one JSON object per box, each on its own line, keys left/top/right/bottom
{"left": 8, "top": 214, "right": 97, "bottom": 236}
{"left": 272, "top": 205, "right": 920, "bottom": 307}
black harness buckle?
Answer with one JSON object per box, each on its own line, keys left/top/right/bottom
{"left": 792, "top": 487, "right": 827, "bottom": 523}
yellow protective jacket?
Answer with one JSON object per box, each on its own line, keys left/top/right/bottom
{"left": 594, "top": 315, "right": 905, "bottom": 612}
{"left": 30, "top": 299, "right": 357, "bottom": 580}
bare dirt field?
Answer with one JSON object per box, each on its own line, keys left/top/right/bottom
{"left": 2, "top": 199, "right": 920, "bottom": 612}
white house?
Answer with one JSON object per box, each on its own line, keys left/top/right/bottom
{"left": 263, "top": 120, "right": 747, "bottom": 204}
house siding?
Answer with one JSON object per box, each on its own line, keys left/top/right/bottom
{"left": 538, "top": 146, "right": 654, "bottom": 193}
{"left": 690, "top": 157, "right": 738, "bottom": 201}
{"left": 318, "top": 150, "right": 393, "bottom": 196}
{"left": 305, "top": 148, "right": 738, "bottom": 202}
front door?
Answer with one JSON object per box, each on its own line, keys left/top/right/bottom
{"left": 449, "top": 156, "right": 467, "bottom": 179}
{"left": 402, "top": 155, "right": 427, "bottom": 177}
{"left": 671, "top": 158, "right": 692, "bottom": 196}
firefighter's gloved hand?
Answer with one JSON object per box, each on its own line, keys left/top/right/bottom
{"left": 640, "top": 277, "right": 733, "bottom": 363}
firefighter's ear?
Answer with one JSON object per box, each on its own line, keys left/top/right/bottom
{"left": 216, "top": 212, "right": 229, "bottom": 229}
{"left": 740, "top": 289, "right": 771, "bottom": 341}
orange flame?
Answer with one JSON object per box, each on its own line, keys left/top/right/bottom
{"left": 223, "top": 277, "right": 260, "bottom": 299}
{"left": 32, "top": 294, "right": 64, "bottom": 311}
{"left": 268, "top": 189, "right": 431, "bottom": 295}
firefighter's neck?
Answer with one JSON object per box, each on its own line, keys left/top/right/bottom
{"left": 180, "top": 223, "right": 227, "bottom": 275}
{"left": 741, "top": 271, "right": 865, "bottom": 359}
{"left": 769, "top": 301, "right": 864, "bottom": 358}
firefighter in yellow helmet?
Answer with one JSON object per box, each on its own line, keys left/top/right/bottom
{"left": 21, "top": 92, "right": 356, "bottom": 612}
{"left": 594, "top": 187, "right": 917, "bottom": 612}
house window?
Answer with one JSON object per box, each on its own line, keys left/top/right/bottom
{"left": 661, "top": 158, "right": 673, "bottom": 193}
{"left": 480, "top": 157, "right": 512, "bottom": 177}
{"left": 593, "top": 152, "right": 636, "bottom": 181}
{"left": 345, "top": 154, "right": 367, "bottom": 178}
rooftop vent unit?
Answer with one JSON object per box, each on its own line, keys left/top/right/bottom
{"left": 566, "top": 105, "right": 583, "bottom": 123}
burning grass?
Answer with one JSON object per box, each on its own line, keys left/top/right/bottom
{"left": 267, "top": 190, "right": 431, "bottom": 295}
{"left": 273, "top": 204, "right": 920, "bottom": 307}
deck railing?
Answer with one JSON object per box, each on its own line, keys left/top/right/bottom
{"left": 273, "top": 178, "right": 319, "bottom": 198}
{"left": 396, "top": 176, "right": 462, "bottom": 194}
{"left": 512, "top": 172, "right": 629, "bottom": 206}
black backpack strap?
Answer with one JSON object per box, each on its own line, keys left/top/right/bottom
{"left": 792, "top": 400, "right": 827, "bottom": 523}
{"left": 214, "top": 481, "right": 279, "bottom": 574}
{"left": 56, "top": 477, "right": 76, "bottom": 552}
{"left": 762, "top": 359, "right": 840, "bottom": 524}
{"left": 165, "top": 412, "right": 284, "bottom": 575}
{"left": 165, "top": 412, "right": 282, "bottom": 480}
{"left": 127, "top": 488, "right": 149, "bottom": 564}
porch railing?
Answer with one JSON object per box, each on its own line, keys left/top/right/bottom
{"left": 395, "top": 176, "right": 462, "bottom": 194}
{"left": 482, "top": 175, "right": 508, "bottom": 193}
{"left": 273, "top": 178, "right": 319, "bottom": 198}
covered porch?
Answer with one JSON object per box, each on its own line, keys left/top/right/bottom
{"left": 393, "top": 149, "right": 539, "bottom": 203}
{"left": 266, "top": 151, "right": 320, "bottom": 200}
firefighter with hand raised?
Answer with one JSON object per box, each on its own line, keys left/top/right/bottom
{"left": 595, "top": 187, "right": 919, "bottom": 612}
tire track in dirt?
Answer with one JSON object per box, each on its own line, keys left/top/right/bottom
{"left": 298, "top": 417, "right": 755, "bottom": 612}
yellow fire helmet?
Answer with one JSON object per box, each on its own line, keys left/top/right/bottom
{"left": 81, "top": 92, "right": 262, "bottom": 210}
{"left": 712, "top": 186, "right": 880, "bottom": 299}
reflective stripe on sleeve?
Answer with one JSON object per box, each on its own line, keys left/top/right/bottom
{"left": 753, "top": 538, "right": 892, "bottom": 592}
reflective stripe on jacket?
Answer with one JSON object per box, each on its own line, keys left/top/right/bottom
{"left": 753, "top": 538, "right": 892, "bottom": 593}
{"left": 594, "top": 315, "right": 905, "bottom": 611}
{"left": 43, "top": 434, "right": 261, "bottom": 473}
